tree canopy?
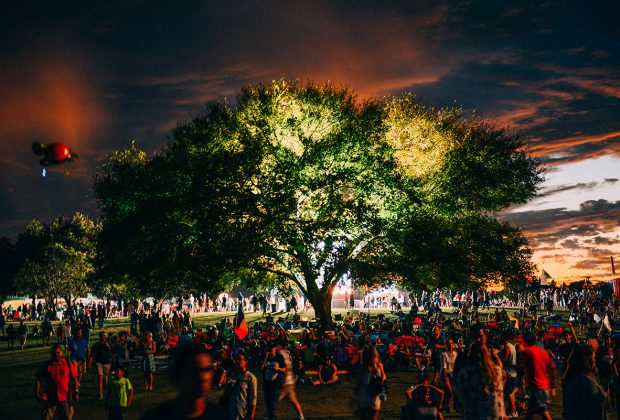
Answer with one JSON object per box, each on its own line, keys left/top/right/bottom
{"left": 95, "top": 80, "right": 543, "bottom": 324}
{"left": 12, "top": 213, "right": 99, "bottom": 310}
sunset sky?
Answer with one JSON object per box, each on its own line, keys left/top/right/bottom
{"left": 1, "top": 1, "right": 618, "bottom": 283}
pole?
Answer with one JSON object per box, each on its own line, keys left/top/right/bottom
{"left": 611, "top": 257, "right": 617, "bottom": 299}
{"left": 232, "top": 301, "right": 239, "bottom": 349}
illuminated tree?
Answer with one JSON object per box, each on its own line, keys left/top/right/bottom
{"left": 96, "top": 81, "right": 542, "bottom": 325}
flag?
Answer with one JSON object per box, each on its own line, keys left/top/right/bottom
{"left": 612, "top": 257, "right": 620, "bottom": 299}
{"left": 234, "top": 302, "right": 249, "bottom": 340}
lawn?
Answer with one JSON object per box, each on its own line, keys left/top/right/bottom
{"left": 0, "top": 308, "right": 601, "bottom": 419}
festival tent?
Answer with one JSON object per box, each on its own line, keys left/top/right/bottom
{"left": 540, "top": 269, "right": 553, "bottom": 286}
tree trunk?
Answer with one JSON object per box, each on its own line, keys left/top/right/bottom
{"left": 305, "top": 289, "right": 334, "bottom": 329}
{"left": 63, "top": 295, "right": 72, "bottom": 314}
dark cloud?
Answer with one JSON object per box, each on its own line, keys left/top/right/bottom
{"left": 585, "top": 236, "right": 620, "bottom": 245}
{"left": 587, "top": 247, "right": 616, "bottom": 257}
{"left": 571, "top": 259, "right": 609, "bottom": 270}
{"left": 501, "top": 199, "right": 620, "bottom": 250}
{"left": 539, "top": 133, "right": 620, "bottom": 165}
{"left": 537, "top": 182, "right": 598, "bottom": 198}
{"left": 560, "top": 239, "right": 580, "bottom": 249}
{"left": 580, "top": 199, "right": 620, "bottom": 213}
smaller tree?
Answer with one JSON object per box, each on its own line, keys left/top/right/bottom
{"left": 15, "top": 243, "right": 93, "bottom": 312}
{"left": 13, "top": 213, "right": 99, "bottom": 312}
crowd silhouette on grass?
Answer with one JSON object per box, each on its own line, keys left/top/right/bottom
{"left": 2, "top": 283, "right": 618, "bottom": 419}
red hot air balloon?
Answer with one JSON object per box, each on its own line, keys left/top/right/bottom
{"left": 32, "top": 142, "right": 78, "bottom": 166}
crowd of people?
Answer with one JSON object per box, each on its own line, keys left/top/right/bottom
{"left": 3, "top": 282, "right": 620, "bottom": 419}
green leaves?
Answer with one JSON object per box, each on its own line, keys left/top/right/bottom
{"left": 427, "top": 123, "right": 544, "bottom": 213}
{"left": 13, "top": 214, "right": 99, "bottom": 306}
{"left": 95, "top": 80, "right": 542, "bottom": 307}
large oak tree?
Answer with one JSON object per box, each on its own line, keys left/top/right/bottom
{"left": 95, "top": 81, "right": 542, "bottom": 325}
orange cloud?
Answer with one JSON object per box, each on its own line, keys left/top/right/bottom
{"left": 493, "top": 100, "right": 555, "bottom": 131}
{"left": 132, "top": 2, "right": 454, "bottom": 104}
{"left": 530, "top": 131, "right": 620, "bottom": 155}
{"left": 559, "top": 76, "right": 620, "bottom": 99}
{"left": 0, "top": 55, "right": 106, "bottom": 166}
{"left": 503, "top": 203, "right": 620, "bottom": 282}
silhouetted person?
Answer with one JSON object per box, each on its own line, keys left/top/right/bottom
{"left": 140, "top": 343, "right": 224, "bottom": 419}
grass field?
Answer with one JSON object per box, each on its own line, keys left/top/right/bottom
{"left": 0, "top": 308, "right": 607, "bottom": 419}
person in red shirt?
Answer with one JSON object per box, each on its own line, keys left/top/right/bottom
{"left": 520, "top": 332, "right": 557, "bottom": 420}
{"left": 36, "top": 344, "right": 79, "bottom": 420}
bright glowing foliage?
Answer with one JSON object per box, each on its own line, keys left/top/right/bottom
{"left": 384, "top": 95, "right": 456, "bottom": 179}
{"left": 96, "top": 80, "right": 542, "bottom": 325}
